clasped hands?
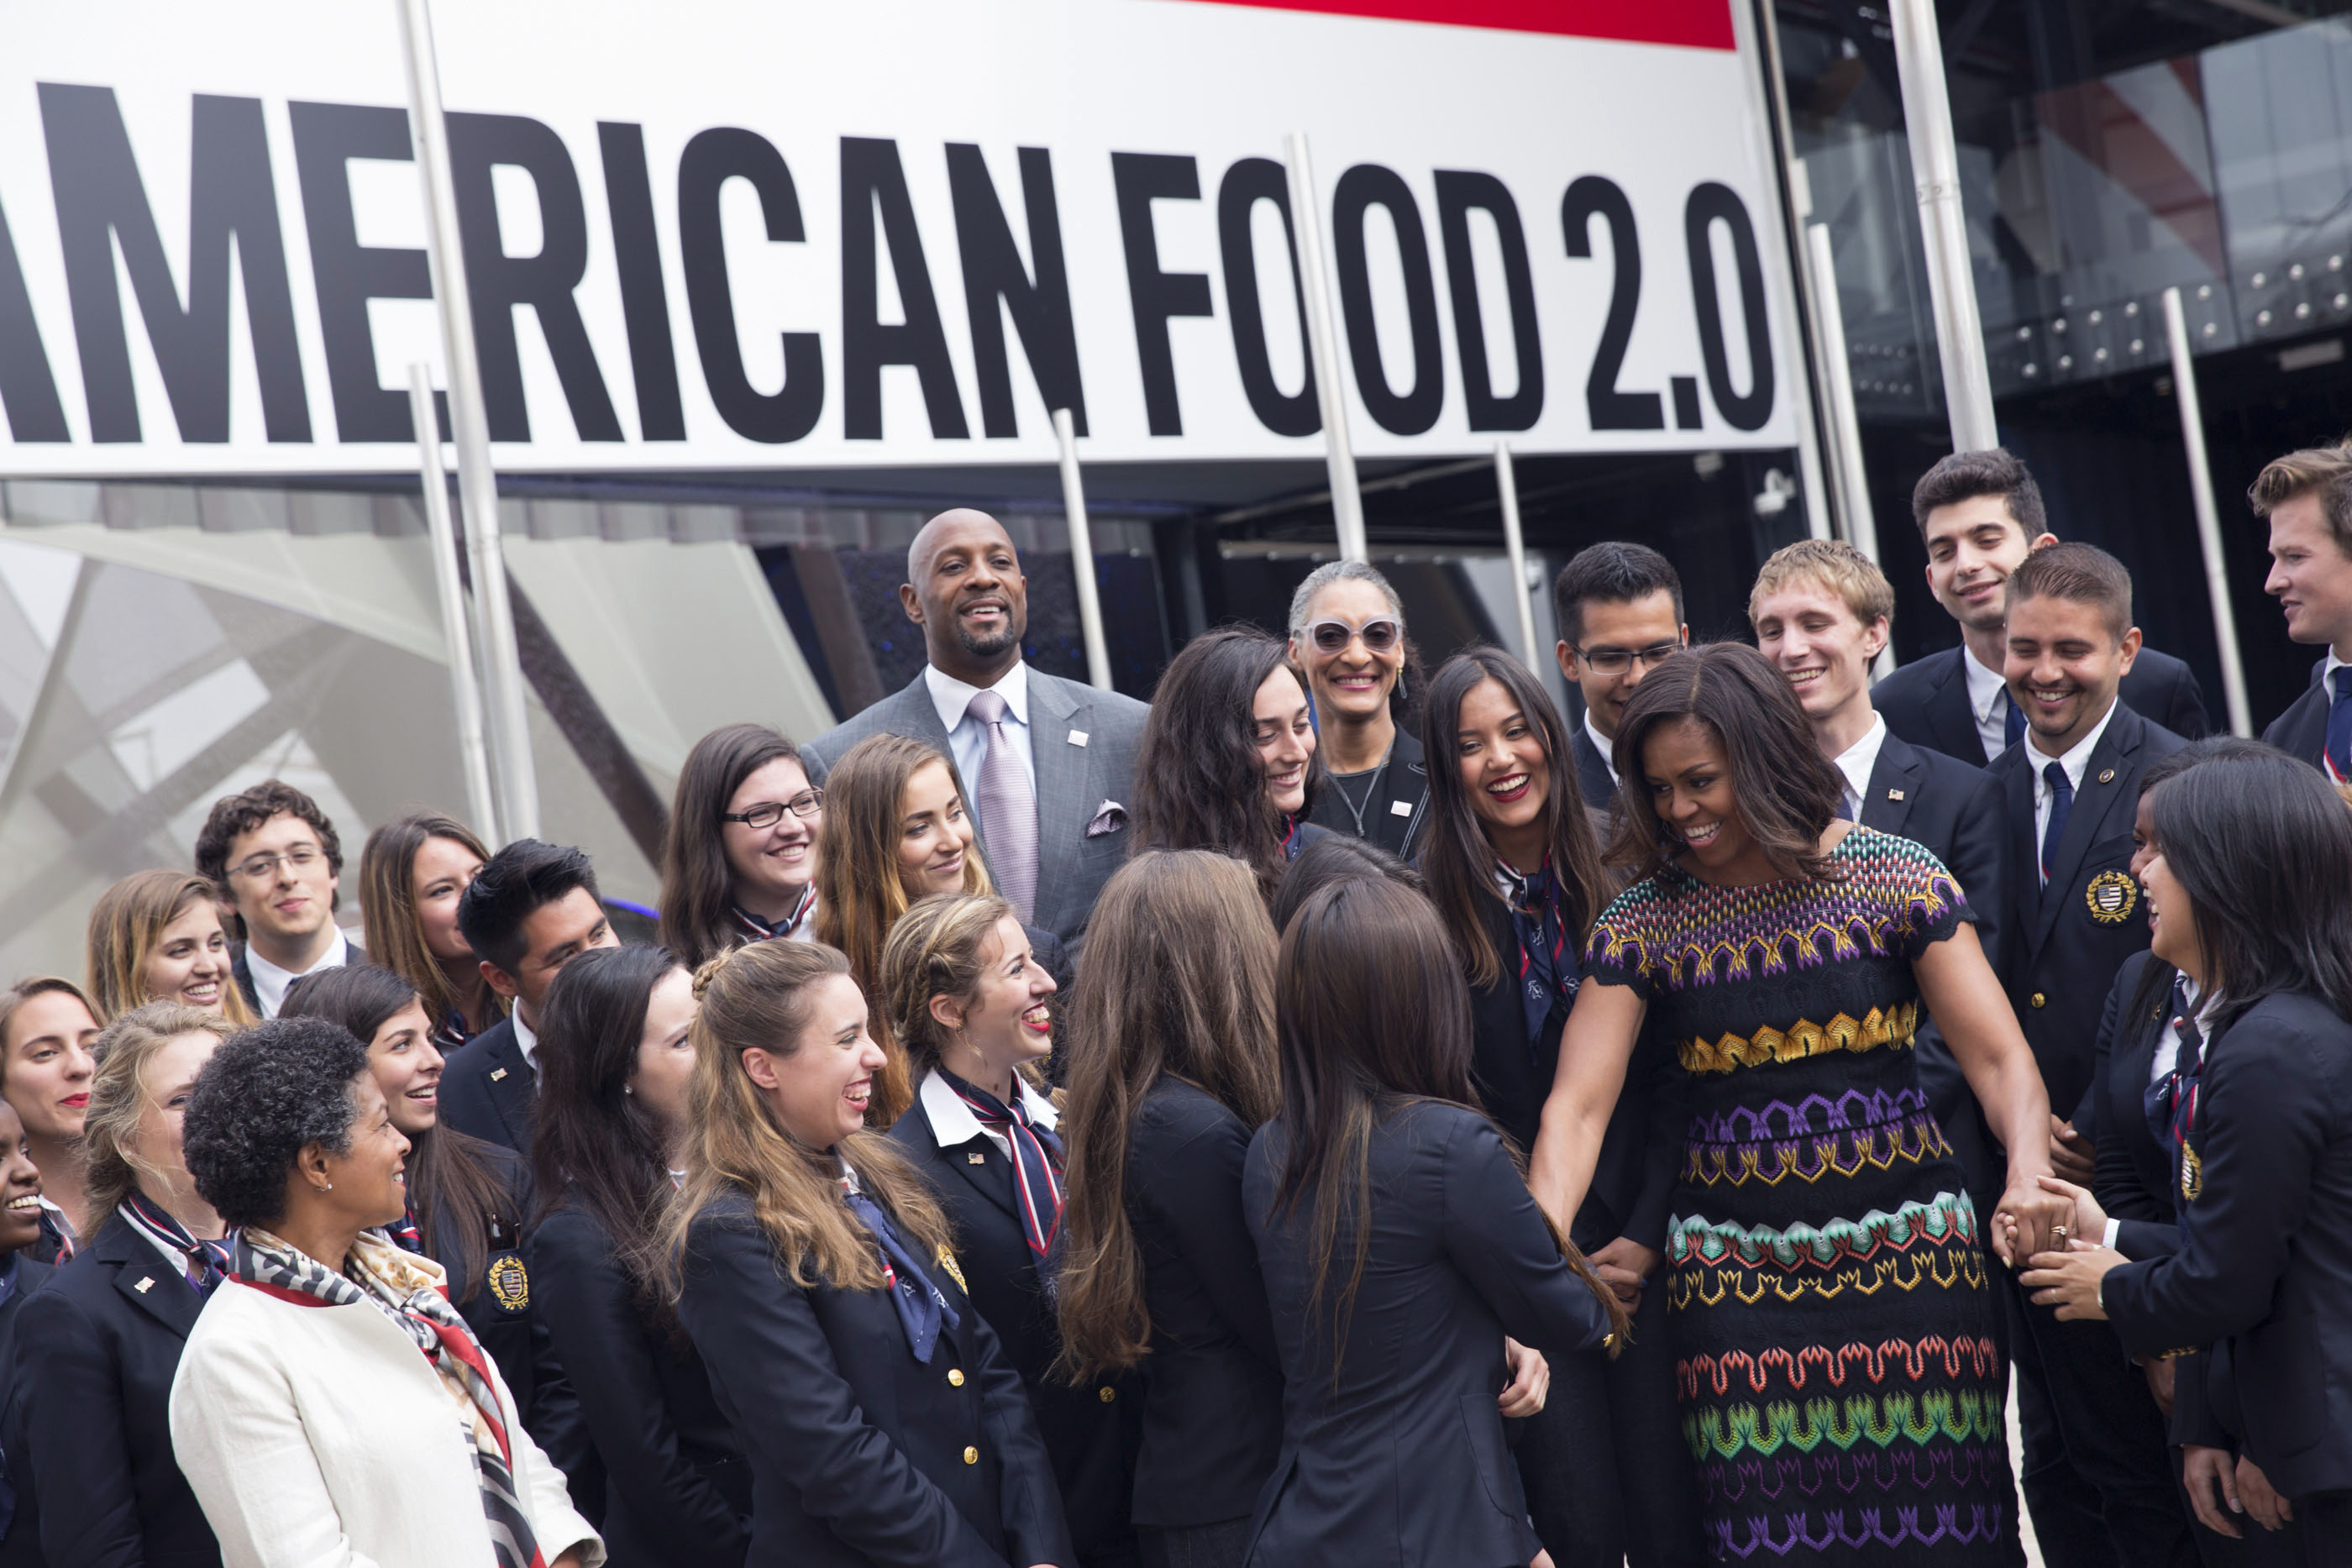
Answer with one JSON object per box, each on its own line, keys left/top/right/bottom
{"left": 2008, "top": 1172, "right": 2125, "bottom": 1319}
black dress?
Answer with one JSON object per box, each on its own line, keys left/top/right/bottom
{"left": 1305, "top": 727, "right": 1431, "bottom": 860}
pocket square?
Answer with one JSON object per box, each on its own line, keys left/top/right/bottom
{"left": 1085, "top": 800, "right": 1128, "bottom": 838}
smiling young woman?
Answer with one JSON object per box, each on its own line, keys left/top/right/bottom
{"left": 86, "top": 870, "right": 258, "bottom": 1029}
{"left": 358, "top": 812, "right": 507, "bottom": 1050}
{"left": 0, "top": 977, "right": 102, "bottom": 1252}
{"left": 659, "top": 723, "right": 826, "bottom": 970}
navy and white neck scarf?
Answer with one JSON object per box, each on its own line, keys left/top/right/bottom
{"left": 942, "top": 1069, "right": 1065, "bottom": 1274}
{"left": 837, "top": 1163, "right": 959, "bottom": 1363}
{"left": 118, "top": 1190, "right": 233, "bottom": 1296}
{"left": 732, "top": 884, "right": 817, "bottom": 944}
{"left": 1496, "top": 857, "right": 1579, "bottom": 1048}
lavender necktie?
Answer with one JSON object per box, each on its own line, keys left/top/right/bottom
{"left": 966, "top": 690, "right": 1037, "bottom": 921}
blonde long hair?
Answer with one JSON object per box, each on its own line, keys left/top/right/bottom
{"left": 812, "top": 735, "right": 991, "bottom": 1125}
{"left": 85, "top": 872, "right": 256, "bottom": 1027}
{"left": 659, "top": 940, "right": 951, "bottom": 1298}
{"left": 82, "top": 1001, "right": 228, "bottom": 1219}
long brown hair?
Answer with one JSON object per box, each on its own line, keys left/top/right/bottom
{"left": 813, "top": 735, "right": 990, "bottom": 1125}
{"left": 1056, "top": 852, "right": 1279, "bottom": 1377}
{"left": 1607, "top": 642, "right": 1843, "bottom": 884}
{"left": 85, "top": 870, "right": 257, "bottom": 1027}
{"left": 1418, "top": 648, "right": 1608, "bottom": 988}
{"left": 81, "top": 1001, "right": 226, "bottom": 1220}
{"left": 658, "top": 940, "right": 951, "bottom": 1297}
{"left": 659, "top": 724, "right": 808, "bottom": 969}
{"left": 358, "top": 811, "right": 507, "bottom": 1037}
{"left": 1269, "top": 878, "right": 1625, "bottom": 1381}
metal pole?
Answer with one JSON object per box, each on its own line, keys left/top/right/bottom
{"left": 1889, "top": 0, "right": 1998, "bottom": 454}
{"left": 1805, "top": 223, "right": 1882, "bottom": 567}
{"left": 397, "top": 0, "right": 539, "bottom": 841}
{"left": 2163, "top": 286, "right": 2253, "bottom": 737}
{"left": 1284, "top": 133, "right": 1367, "bottom": 564}
{"left": 409, "top": 364, "right": 500, "bottom": 841}
{"left": 1492, "top": 443, "right": 1542, "bottom": 670}
{"left": 1053, "top": 406, "right": 1114, "bottom": 692}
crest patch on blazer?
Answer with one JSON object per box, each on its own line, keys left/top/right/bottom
{"left": 486, "top": 1251, "right": 531, "bottom": 1312}
{"left": 2084, "top": 870, "right": 2137, "bottom": 925}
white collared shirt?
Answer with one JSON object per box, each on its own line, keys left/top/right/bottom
{"left": 512, "top": 1008, "right": 540, "bottom": 1078}
{"left": 1830, "top": 713, "right": 1889, "bottom": 821}
{"left": 1961, "top": 645, "right": 2013, "bottom": 764}
{"left": 926, "top": 661, "right": 1037, "bottom": 795}
{"left": 2029, "top": 697, "right": 2121, "bottom": 884}
{"left": 1583, "top": 712, "right": 1620, "bottom": 788}
{"left": 2326, "top": 648, "right": 2349, "bottom": 703}
{"left": 244, "top": 927, "right": 352, "bottom": 1019}
{"left": 918, "top": 1067, "right": 1058, "bottom": 1159}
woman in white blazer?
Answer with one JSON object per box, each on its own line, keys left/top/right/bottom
{"left": 169, "top": 1015, "right": 602, "bottom": 1568}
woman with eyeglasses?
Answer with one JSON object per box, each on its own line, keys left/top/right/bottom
{"left": 1288, "top": 562, "right": 1429, "bottom": 860}
{"left": 659, "top": 725, "right": 826, "bottom": 971}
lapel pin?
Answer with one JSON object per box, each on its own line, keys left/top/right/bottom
{"left": 1888, "top": 789, "right": 1906, "bottom": 801}
{"left": 491, "top": 1067, "right": 509, "bottom": 1083}
{"left": 1068, "top": 730, "right": 1089, "bottom": 747}
{"left": 2098, "top": 768, "right": 2116, "bottom": 784}
{"left": 1389, "top": 798, "right": 1414, "bottom": 816}
{"left": 134, "top": 1277, "right": 154, "bottom": 1293}
{"left": 968, "top": 1151, "right": 986, "bottom": 1165}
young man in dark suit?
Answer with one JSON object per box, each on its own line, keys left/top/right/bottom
{"left": 1551, "top": 542, "right": 1688, "bottom": 814}
{"left": 2250, "top": 440, "right": 2352, "bottom": 774}
{"left": 436, "top": 841, "right": 620, "bottom": 1156}
{"left": 797, "top": 509, "right": 1147, "bottom": 953}
{"left": 1875, "top": 449, "right": 2208, "bottom": 766}
{"left": 1990, "top": 542, "right": 2193, "bottom": 1568}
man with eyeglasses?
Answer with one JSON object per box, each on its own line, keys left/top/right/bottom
{"left": 1551, "top": 542, "right": 1690, "bottom": 815}
{"left": 194, "top": 780, "right": 361, "bottom": 1018}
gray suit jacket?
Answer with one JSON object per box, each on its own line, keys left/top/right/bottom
{"left": 799, "top": 668, "right": 1148, "bottom": 950}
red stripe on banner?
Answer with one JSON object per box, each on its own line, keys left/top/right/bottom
{"left": 1179, "top": 0, "right": 1736, "bottom": 50}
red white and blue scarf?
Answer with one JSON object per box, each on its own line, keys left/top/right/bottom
{"left": 731, "top": 884, "right": 817, "bottom": 944}
{"left": 232, "top": 1228, "right": 548, "bottom": 1568}
{"left": 1496, "top": 857, "right": 1579, "bottom": 1049}
{"left": 941, "top": 1070, "right": 1065, "bottom": 1272}
{"left": 118, "top": 1190, "right": 232, "bottom": 1295}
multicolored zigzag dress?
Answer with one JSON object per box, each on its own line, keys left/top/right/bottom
{"left": 1584, "top": 827, "right": 2017, "bottom": 1564}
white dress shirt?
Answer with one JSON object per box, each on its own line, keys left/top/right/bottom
{"left": 919, "top": 1067, "right": 1059, "bottom": 1157}
{"left": 244, "top": 927, "right": 351, "bottom": 1019}
{"left": 1830, "top": 714, "right": 1889, "bottom": 821}
{"left": 1583, "top": 712, "right": 1620, "bottom": 788}
{"left": 2029, "top": 698, "right": 2120, "bottom": 884}
{"left": 1961, "top": 645, "right": 2013, "bottom": 764}
{"left": 927, "top": 661, "right": 1037, "bottom": 796}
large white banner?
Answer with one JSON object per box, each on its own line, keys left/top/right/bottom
{"left": 0, "top": 0, "right": 1792, "bottom": 475}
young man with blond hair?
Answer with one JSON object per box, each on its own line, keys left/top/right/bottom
{"left": 2250, "top": 439, "right": 2352, "bottom": 774}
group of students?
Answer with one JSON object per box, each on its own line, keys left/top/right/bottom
{"left": 0, "top": 449, "right": 2349, "bottom": 1568}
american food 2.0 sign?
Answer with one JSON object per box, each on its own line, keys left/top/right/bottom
{"left": 0, "top": 0, "right": 1791, "bottom": 474}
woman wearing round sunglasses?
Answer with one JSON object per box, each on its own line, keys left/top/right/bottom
{"left": 1288, "top": 561, "right": 1430, "bottom": 859}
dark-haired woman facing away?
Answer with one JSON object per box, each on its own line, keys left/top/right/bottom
{"left": 1245, "top": 877, "right": 1622, "bottom": 1568}
{"left": 659, "top": 725, "right": 825, "bottom": 970}
{"left": 2023, "top": 752, "right": 2352, "bottom": 1550}
{"left": 279, "top": 964, "right": 588, "bottom": 1487}
{"left": 1057, "top": 852, "right": 1284, "bottom": 1568}
{"left": 883, "top": 894, "right": 1137, "bottom": 1568}
{"left": 529, "top": 945, "right": 749, "bottom": 1568}
{"left": 1417, "top": 648, "right": 1699, "bottom": 1568}
{"left": 665, "top": 939, "right": 1072, "bottom": 1568}
{"left": 1530, "top": 642, "right": 2069, "bottom": 1565}
{"left": 1131, "top": 627, "right": 1326, "bottom": 899}
{"left": 357, "top": 811, "right": 505, "bottom": 1048}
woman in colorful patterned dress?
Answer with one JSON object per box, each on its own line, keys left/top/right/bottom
{"left": 1529, "top": 643, "right": 2069, "bottom": 1564}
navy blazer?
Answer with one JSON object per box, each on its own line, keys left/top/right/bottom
{"left": 1121, "top": 1078, "right": 1284, "bottom": 1531}
{"left": 0, "top": 1213, "right": 219, "bottom": 1568}
{"left": 528, "top": 1198, "right": 750, "bottom": 1568}
{"left": 2086, "top": 952, "right": 2181, "bottom": 1256}
{"left": 1243, "top": 1102, "right": 1612, "bottom": 1568}
{"left": 1569, "top": 726, "right": 1617, "bottom": 820}
{"left": 2260, "top": 658, "right": 2329, "bottom": 770}
{"left": 677, "top": 1188, "right": 1074, "bottom": 1568}
{"left": 887, "top": 1088, "right": 1135, "bottom": 1560}
{"left": 439, "top": 1015, "right": 536, "bottom": 1156}
{"left": 1989, "top": 703, "right": 2186, "bottom": 1124}
{"left": 1874, "top": 643, "right": 2209, "bottom": 766}
{"left": 2102, "top": 992, "right": 2352, "bottom": 1500}
{"left": 1305, "top": 726, "right": 1432, "bottom": 861}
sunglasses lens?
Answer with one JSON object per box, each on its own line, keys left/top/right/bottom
{"left": 1360, "top": 621, "right": 1399, "bottom": 652}
{"left": 1313, "top": 624, "right": 1352, "bottom": 653}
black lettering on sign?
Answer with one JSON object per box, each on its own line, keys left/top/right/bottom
{"left": 0, "top": 192, "right": 68, "bottom": 442}
{"left": 1110, "top": 153, "right": 1211, "bottom": 438}
{"left": 291, "top": 101, "right": 431, "bottom": 444}
{"left": 1332, "top": 165, "right": 1441, "bottom": 437}
{"left": 842, "top": 137, "right": 969, "bottom": 441}
{"left": 948, "top": 144, "right": 1085, "bottom": 439}
{"left": 1434, "top": 170, "right": 1541, "bottom": 433}
{"left": 446, "top": 113, "right": 622, "bottom": 443}
{"left": 599, "top": 123, "right": 685, "bottom": 441}
{"left": 1216, "top": 157, "right": 1315, "bottom": 439}
{"left": 1560, "top": 175, "right": 1662, "bottom": 432}
{"left": 677, "top": 127, "right": 822, "bottom": 445}
{"left": 40, "top": 85, "right": 310, "bottom": 444}
{"left": 1684, "top": 182, "right": 1773, "bottom": 433}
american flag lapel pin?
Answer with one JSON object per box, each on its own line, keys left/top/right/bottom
{"left": 1068, "top": 730, "right": 1089, "bottom": 747}
{"left": 491, "top": 1067, "right": 509, "bottom": 1082}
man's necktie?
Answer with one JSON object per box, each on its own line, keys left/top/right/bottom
{"left": 2326, "top": 667, "right": 2352, "bottom": 784}
{"left": 2004, "top": 691, "right": 2027, "bottom": 750}
{"left": 1833, "top": 788, "right": 1856, "bottom": 822}
{"left": 966, "top": 690, "right": 1037, "bottom": 921}
{"left": 2040, "top": 760, "right": 2072, "bottom": 887}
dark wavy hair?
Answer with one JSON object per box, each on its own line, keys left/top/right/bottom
{"left": 658, "top": 725, "right": 808, "bottom": 970}
{"left": 182, "top": 1016, "right": 370, "bottom": 1230}
{"left": 1418, "top": 648, "right": 1607, "bottom": 989}
{"left": 1270, "top": 835, "right": 1426, "bottom": 934}
{"left": 1607, "top": 642, "right": 1844, "bottom": 885}
{"left": 2148, "top": 752, "right": 2352, "bottom": 1030}
{"left": 194, "top": 779, "right": 344, "bottom": 920}
{"left": 1132, "top": 626, "right": 1326, "bottom": 899}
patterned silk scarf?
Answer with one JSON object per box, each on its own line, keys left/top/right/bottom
{"left": 1496, "top": 857, "right": 1578, "bottom": 1050}
{"left": 838, "top": 1161, "right": 960, "bottom": 1363}
{"left": 118, "top": 1190, "right": 233, "bottom": 1294}
{"left": 731, "top": 883, "right": 817, "bottom": 943}
{"left": 941, "top": 1069, "right": 1065, "bottom": 1272}
{"left": 232, "top": 1228, "right": 548, "bottom": 1568}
